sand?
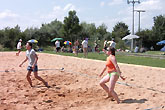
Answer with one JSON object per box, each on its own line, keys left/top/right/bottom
{"left": 0, "top": 52, "right": 165, "bottom": 110}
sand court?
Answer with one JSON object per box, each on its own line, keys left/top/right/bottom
{"left": 0, "top": 52, "right": 165, "bottom": 110}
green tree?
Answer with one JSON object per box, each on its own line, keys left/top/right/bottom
{"left": 152, "top": 15, "right": 165, "bottom": 41}
{"left": 111, "top": 22, "right": 130, "bottom": 49}
{"left": 3, "top": 25, "right": 22, "bottom": 49}
{"left": 79, "top": 22, "right": 97, "bottom": 40}
{"left": 62, "top": 10, "right": 81, "bottom": 42}
{"left": 0, "top": 30, "right": 5, "bottom": 45}
{"left": 96, "top": 23, "right": 108, "bottom": 40}
{"left": 112, "top": 22, "right": 130, "bottom": 40}
{"left": 136, "top": 15, "right": 165, "bottom": 50}
{"left": 48, "top": 19, "right": 63, "bottom": 38}
{"left": 136, "top": 29, "right": 153, "bottom": 48}
{"left": 24, "top": 27, "right": 38, "bottom": 41}
{"left": 103, "top": 32, "right": 112, "bottom": 41}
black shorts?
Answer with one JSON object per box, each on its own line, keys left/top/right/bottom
{"left": 104, "top": 46, "right": 107, "bottom": 50}
{"left": 56, "top": 47, "right": 61, "bottom": 52}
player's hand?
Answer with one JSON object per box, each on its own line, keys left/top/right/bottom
{"left": 32, "top": 65, "right": 35, "bottom": 69}
{"left": 99, "top": 73, "right": 103, "bottom": 77}
{"left": 19, "top": 64, "right": 22, "bottom": 67}
{"left": 120, "top": 76, "right": 126, "bottom": 80}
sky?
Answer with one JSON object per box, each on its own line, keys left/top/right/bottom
{"left": 0, "top": 0, "right": 164, "bottom": 33}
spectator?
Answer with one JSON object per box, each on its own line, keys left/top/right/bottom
{"left": 150, "top": 46, "right": 154, "bottom": 51}
{"left": 134, "top": 45, "right": 139, "bottom": 53}
{"left": 74, "top": 40, "right": 79, "bottom": 56}
{"left": 110, "top": 38, "right": 116, "bottom": 48}
{"left": 82, "top": 38, "right": 88, "bottom": 57}
{"left": 55, "top": 40, "right": 61, "bottom": 52}
{"left": 103, "top": 39, "right": 108, "bottom": 50}
{"left": 140, "top": 47, "right": 146, "bottom": 53}
{"left": 16, "top": 39, "right": 22, "bottom": 56}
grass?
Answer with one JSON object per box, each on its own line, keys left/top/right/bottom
{"left": 43, "top": 51, "right": 165, "bottom": 68}
{"left": 116, "top": 55, "right": 165, "bottom": 68}
{"left": 145, "top": 51, "right": 165, "bottom": 55}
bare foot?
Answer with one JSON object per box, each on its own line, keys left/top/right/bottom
{"left": 105, "top": 94, "right": 115, "bottom": 101}
{"left": 44, "top": 82, "right": 50, "bottom": 88}
{"left": 117, "top": 100, "right": 120, "bottom": 104}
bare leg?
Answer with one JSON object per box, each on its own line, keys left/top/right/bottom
{"left": 16, "top": 50, "right": 21, "bottom": 56}
{"left": 85, "top": 48, "right": 88, "bottom": 57}
{"left": 27, "top": 71, "right": 33, "bottom": 87}
{"left": 100, "top": 74, "right": 111, "bottom": 96}
{"left": 34, "top": 72, "right": 49, "bottom": 87}
{"left": 83, "top": 50, "right": 85, "bottom": 57}
{"left": 83, "top": 48, "right": 87, "bottom": 57}
{"left": 85, "top": 52, "right": 87, "bottom": 57}
{"left": 109, "top": 75, "right": 120, "bottom": 104}
{"left": 18, "top": 50, "right": 21, "bottom": 55}
{"left": 76, "top": 49, "right": 78, "bottom": 56}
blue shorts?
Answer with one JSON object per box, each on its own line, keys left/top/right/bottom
{"left": 27, "top": 66, "right": 38, "bottom": 72}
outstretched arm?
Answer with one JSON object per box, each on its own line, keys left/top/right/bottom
{"left": 19, "top": 56, "right": 28, "bottom": 67}
{"left": 111, "top": 56, "right": 126, "bottom": 80}
{"left": 99, "top": 66, "right": 107, "bottom": 77}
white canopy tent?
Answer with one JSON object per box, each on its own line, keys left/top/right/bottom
{"left": 122, "top": 34, "right": 140, "bottom": 51}
{"left": 122, "top": 34, "right": 140, "bottom": 40}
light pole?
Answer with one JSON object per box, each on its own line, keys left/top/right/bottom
{"left": 134, "top": 10, "right": 145, "bottom": 32}
{"left": 127, "top": 0, "right": 140, "bottom": 51}
{"left": 134, "top": 10, "right": 145, "bottom": 48}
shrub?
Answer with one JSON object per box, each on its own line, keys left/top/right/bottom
{"left": 0, "top": 45, "right": 4, "bottom": 51}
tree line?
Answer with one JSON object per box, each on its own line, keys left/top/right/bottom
{"left": 0, "top": 10, "right": 164, "bottom": 51}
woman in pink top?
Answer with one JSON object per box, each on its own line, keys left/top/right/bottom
{"left": 99, "top": 47, "right": 125, "bottom": 104}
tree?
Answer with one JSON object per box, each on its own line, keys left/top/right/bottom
{"left": 112, "top": 22, "right": 130, "bottom": 40}
{"left": 152, "top": 15, "right": 165, "bottom": 41}
{"left": 48, "top": 19, "right": 63, "bottom": 38}
{"left": 24, "top": 27, "right": 38, "bottom": 41}
{"left": 111, "top": 22, "right": 130, "bottom": 49}
{"left": 103, "top": 32, "right": 112, "bottom": 41}
{"left": 0, "top": 30, "right": 5, "bottom": 45}
{"left": 136, "top": 29, "right": 153, "bottom": 49}
{"left": 3, "top": 25, "right": 22, "bottom": 49}
{"left": 96, "top": 23, "right": 108, "bottom": 40}
{"left": 36, "top": 19, "right": 63, "bottom": 47}
{"left": 62, "top": 10, "right": 81, "bottom": 42}
{"left": 79, "top": 22, "right": 97, "bottom": 40}
{"left": 136, "top": 15, "right": 165, "bottom": 50}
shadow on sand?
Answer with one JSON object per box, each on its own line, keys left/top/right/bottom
{"left": 122, "top": 98, "right": 147, "bottom": 104}
{"left": 33, "top": 83, "right": 60, "bottom": 89}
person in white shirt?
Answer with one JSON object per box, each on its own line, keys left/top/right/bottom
{"left": 134, "top": 45, "right": 139, "bottom": 53}
{"left": 110, "top": 39, "right": 116, "bottom": 48}
{"left": 16, "top": 39, "right": 22, "bottom": 56}
{"left": 19, "top": 42, "right": 49, "bottom": 88}
{"left": 55, "top": 40, "right": 61, "bottom": 52}
{"left": 82, "top": 38, "right": 88, "bottom": 57}
{"left": 103, "top": 39, "right": 108, "bottom": 50}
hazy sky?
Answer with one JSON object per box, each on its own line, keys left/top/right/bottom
{"left": 0, "top": 0, "right": 164, "bottom": 33}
